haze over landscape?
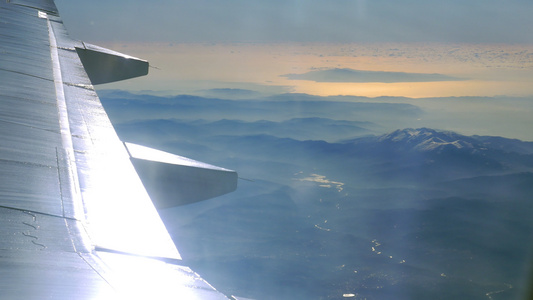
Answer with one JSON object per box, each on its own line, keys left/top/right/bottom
{"left": 55, "top": 1, "right": 533, "bottom": 299}
{"left": 97, "top": 90, "right": 533, "bottom": 299}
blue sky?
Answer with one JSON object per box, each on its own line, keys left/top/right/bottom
{"left": 55, "top": 0, "right": 533, "bottom": 44}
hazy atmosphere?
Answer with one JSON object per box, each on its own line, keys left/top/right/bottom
{"left": 55, "top": 1, "right": 533, "bottom": 299}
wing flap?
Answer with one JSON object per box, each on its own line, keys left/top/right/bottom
{"left": 125, "top": 142, "right": 238, "bottom": 208}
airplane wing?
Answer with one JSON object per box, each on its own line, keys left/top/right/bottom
{"left": 0, "top": 1, "right": 237, "bottom": 298}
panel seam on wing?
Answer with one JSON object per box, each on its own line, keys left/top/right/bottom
{"left": 46, "top": 14, "right": 86, "bottom": 223}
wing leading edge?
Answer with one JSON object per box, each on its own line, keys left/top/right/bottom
{"left": 0, "top": 1, "right": 236, "bottom": 298}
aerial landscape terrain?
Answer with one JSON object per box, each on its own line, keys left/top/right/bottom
{"left": 100, "top": 90, "right": 533, "bottom": 299}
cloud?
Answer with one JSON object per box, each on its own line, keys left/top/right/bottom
{"left": 282, "top": 68, "right": 465, "bottom": 83}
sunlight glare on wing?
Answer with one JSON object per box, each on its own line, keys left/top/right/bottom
{"left": 97, "top": 252, "right": 217, "bottom": 300}
{"left": 80, "top": 138, "right": 181, "bottom": 260}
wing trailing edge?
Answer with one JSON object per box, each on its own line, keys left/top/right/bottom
{"left": 124, "top": 142, "right": 238, "bottom": 208}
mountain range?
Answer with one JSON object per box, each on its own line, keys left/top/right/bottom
{"left": 100, "top": 91, "right": 533, "bottom": 300}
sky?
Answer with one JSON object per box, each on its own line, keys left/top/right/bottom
{"left": 53, "top": 0, "right": 533, "bottom": 139}
{"left": 56, "top": 0, "right": 533, "bottom": 44}
{"left": 53, "top": 0, "right": 533, "bottom": 97}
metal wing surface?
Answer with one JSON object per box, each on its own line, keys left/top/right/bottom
{"left": 0, "top": 1, "right": 233, "bottom": 298}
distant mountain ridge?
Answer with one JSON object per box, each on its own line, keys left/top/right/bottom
{"left": 326, "top": 128, "right": 533, "bottom": 184}
{"left": 376, "top": 128, "right": 481, "bottom": 152}
{"left": 112, "top": 117, "right": 533, "bottom": 185}
{"left": 348, "top": 127, "right": 533, "bottom": 155}
{"left": 99, "top": 90, "right": 423, "bottom": 127}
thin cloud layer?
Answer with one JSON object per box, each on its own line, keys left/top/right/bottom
{"left": 283, "top": 68, "right": 465, "bottom": 83}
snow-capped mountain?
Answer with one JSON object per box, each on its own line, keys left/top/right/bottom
{"left": 376, "top": 128, "right": 480, "bottom": 152}
{"left": 340, "top": 128, "right": 533, "bottom": 183}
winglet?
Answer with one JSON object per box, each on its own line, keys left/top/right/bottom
{"left": 76, "top": 42, "right": 149, "bottom": 85}
{"left": 124, "top": 142, "right": 238, "bottom": 208}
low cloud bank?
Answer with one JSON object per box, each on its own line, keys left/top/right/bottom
{"left": 283, "top": 68, "right": 465, "bottom": 83}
